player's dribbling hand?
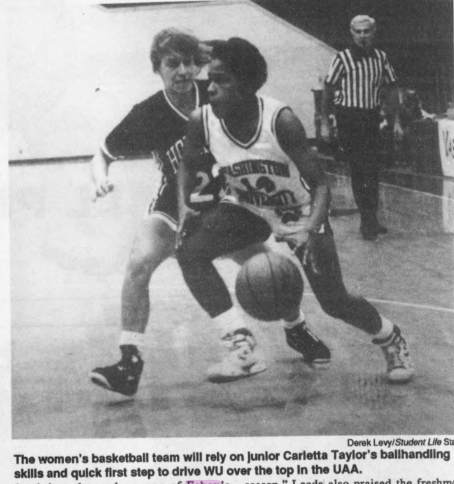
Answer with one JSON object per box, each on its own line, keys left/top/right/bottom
{"left": 275, "top": 227, "right": 310, "bottom": 248}
{"left": 299, "top": 233, "right": 320, "bottom": 275}
{"left": 275, "top": 230, "right": 320, "bottom": 275}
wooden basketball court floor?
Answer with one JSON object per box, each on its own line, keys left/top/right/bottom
{"left": 6, "top": 0, "right": 454, "bottom": 440}
{"left": 9, "top": 158, "right": 454, "bottom": 439}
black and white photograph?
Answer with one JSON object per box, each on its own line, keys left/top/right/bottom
{"left": 5, "top": 0, "right": 454, "bottom": 445}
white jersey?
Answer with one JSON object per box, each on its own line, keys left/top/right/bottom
{"left": 202, "top": 96, "right": 314, "bottom": 237}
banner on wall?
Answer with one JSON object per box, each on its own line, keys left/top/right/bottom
{"left": 437, "top": 118, "right": 454, "bottom": 178}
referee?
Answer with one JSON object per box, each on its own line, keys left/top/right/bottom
{"left": 321, "top": 15, "right": 402, "bottom": 240}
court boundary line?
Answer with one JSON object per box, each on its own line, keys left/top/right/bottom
{"left": 304, "top": 292, "right": 454, "bottom": 314}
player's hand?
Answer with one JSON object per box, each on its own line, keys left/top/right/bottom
{"left": 276, "top": 230, "right": 320, "bottom": 275}
{"left": 275, "top": 227, "right": 311, "bottom": 248}
{"left": 91, "top": 171, "right": 114, "bottom": 201}
{"left": 90, "top": 151, "right": 114, "bottom": 202}
{"left": 175, "top": 206, "right": 199, "bottom": 249}
{"left": 299, "top": 233, "right": 320, "bottom": 275}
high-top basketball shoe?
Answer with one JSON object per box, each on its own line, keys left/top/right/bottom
{"left": 373, "top": 326, "right": 414, "bottom": 383}
{"left": 90, "top": 345, "right": 144, "bottom": 396}
{"left": 207, "top": 329, "right": 267, "bottom": 383}
{"left": 285, "top": 323, "right": 331, "bottom": 366}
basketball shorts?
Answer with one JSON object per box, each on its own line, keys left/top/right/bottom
{"left": 146, "top": 176, "right": 179, "bottom": 230}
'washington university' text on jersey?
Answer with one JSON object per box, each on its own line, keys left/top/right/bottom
{"left": 202, "top": 96, "right": 315, "bottom": 237}
{"left": 325, "top": 47, "right": 397, "bottom": 110}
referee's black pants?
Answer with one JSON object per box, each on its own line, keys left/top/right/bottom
{"left": 335, "top": 107, "right": 382, "bottom": 232}
{"left": 177, "top": 202, "right": 382, "bottom": 335}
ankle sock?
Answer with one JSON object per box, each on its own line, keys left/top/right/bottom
{"left": 119, "top": 331, "right": 144, "bottom": 356}
{"left": 282, "top": 310, "right": 306, "bottom": 330}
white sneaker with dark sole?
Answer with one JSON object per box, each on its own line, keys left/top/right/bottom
{"left": 207, "top": 329, "right": 267, "bottom": 383}
{"left": 373, "top": 326, "right": 414, "bottom": 384}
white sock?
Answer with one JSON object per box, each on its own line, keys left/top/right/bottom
{"left": 119, "top": 331, "right": 145, "bottom": 355}
{"left": 213, "top": 307, "right": 245, "bottom": 338}
{"left": 282, "top": 310, "right": 306, "bottom": 329}
{"left": 372, "top": 316, "right": 394, "bottom": 342}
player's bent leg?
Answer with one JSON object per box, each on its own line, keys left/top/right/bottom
{"left": 177, "top": 203, "right": 271, "bottom": 317}
{"left": 90, "top": 215, "right": 176, "bottom": 396}
{"left": 299, "top": 231, "right": 381, "bottom": 331}
{"left": 177, "top": 203, "right": 271, "bottom": 383}
{"left": 122, "top": 215, "right": 176, "bottom": 333}
{"left": 299, "top": 231, "right": 414, "bottom": 383}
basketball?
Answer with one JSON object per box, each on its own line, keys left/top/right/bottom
{"left": 235, "top": 252, "right": 304, "bottom": 321}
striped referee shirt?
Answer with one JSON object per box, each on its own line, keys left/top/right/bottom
{"left": 325, "top": 45, "right": 397, "bottom": 110}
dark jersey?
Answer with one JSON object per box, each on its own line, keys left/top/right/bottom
{"left": 102, "top": 80, "right": 219, "bottom": 221}
{"left": 103, "top": 79, "right": 212, "bottom": 179}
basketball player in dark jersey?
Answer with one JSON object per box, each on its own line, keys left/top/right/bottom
{"left": 177, "top": 38, "right": 414, "bottom": 385}
{"left": 89, "top": 29, "right": 222, "bottom": 396}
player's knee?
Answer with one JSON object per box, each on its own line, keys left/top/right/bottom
{"left": 125, "top": 251, "right": 161, "bottom": 285}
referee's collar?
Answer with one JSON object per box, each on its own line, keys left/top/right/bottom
{"left": 350, "top": 43, "right": 375, "bottom": 59}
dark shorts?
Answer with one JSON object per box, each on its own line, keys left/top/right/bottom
{"left": 147, "top": 177, "right": 179, "bottom": 230}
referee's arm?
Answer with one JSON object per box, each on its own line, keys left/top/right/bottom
{"left": 320, "top": 53, "right": 343, "bottom": 140}
{"left": 379, "top": 52, "right": 403, "bottom": 138}
{"left": 381, "top": 83, "right": 403, "bottom": 139}
{"left": 320, "top": 81, "right": 336, "bottom": 141}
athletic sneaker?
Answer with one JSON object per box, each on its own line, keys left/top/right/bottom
{"left": 285, "top": 323, "right": 331, "bottom": 366}
{"left": 90, "top": 345, "right": 144, "bottom": 396}
{"left": 373, "top": 326, "right": 414, "bottom": 383}
{"left": 207, "top": 329, "right": 267, "bottom": 383}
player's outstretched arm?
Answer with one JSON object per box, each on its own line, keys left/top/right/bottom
{"left": 90, "top": 148, "right": 114, "bottom": 201}
{"left": 275, "top": 108, "right": 331, "bottom": 248}
{"left": 176, "top": 109, "right": 206, "bottom": 246}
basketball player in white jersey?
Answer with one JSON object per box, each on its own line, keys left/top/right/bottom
{"left": 89, "top": 30, "right": 269, "bottom": 397}
{"left": 177, "top": 38, "right": 414, "bottom": 384}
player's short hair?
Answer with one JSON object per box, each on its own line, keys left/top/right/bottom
{"left": 210, "top": 37, "right": 267, "bottom": 93}
{"left": 350, "top": 15, "right": 376, "bottom": 31}
{"left": 150, "top": 28, "right": 205, "bottom": 72}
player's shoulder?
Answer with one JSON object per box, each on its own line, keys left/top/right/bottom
{"left": 259, "top": 96, "right": 299, "bottom": 143}
{"left": 260, "top": 95, "right": 289, "bottom": 111}
{"left": 260, "top": 95, "right": 292, "bottom": 124}
{"left": 132, "top": 90, "right": 166, "bottom": 112}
